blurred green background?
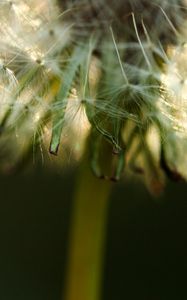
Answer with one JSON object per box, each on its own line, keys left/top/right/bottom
{"left": 0, "top": 168, "right": 187, "bottom": 300}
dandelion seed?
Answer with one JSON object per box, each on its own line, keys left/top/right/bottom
{"left": 132, "top": 12, "right": 152, "bottom": 71}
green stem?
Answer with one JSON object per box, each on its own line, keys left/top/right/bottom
{"left": 64, "top": 160, "right": 112, "bottom": 300}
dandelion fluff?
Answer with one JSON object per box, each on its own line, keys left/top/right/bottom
{"left": 0, "top": 0, "right": 187, "bottom": 190}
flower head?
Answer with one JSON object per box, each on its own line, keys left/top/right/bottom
{"left": 0, "top": 0, "right": 187, "bottom": 193}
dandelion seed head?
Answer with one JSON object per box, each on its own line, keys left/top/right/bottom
{"left": 0, "top": 0, "right": 187, "bottom": 190}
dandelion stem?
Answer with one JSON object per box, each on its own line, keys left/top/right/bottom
{"left": 64, "top": 155, "right": 112, "bottom": 300}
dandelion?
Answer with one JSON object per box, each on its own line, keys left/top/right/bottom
{"left": 0, "top": 0, "right": 186, "bottom": 189}
{"left": 1, "top": 1, "right": 187, "bottom": 299}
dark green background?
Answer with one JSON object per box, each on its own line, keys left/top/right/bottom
{"left": 0, "top": 168, "right": 187, "bottom": 300}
